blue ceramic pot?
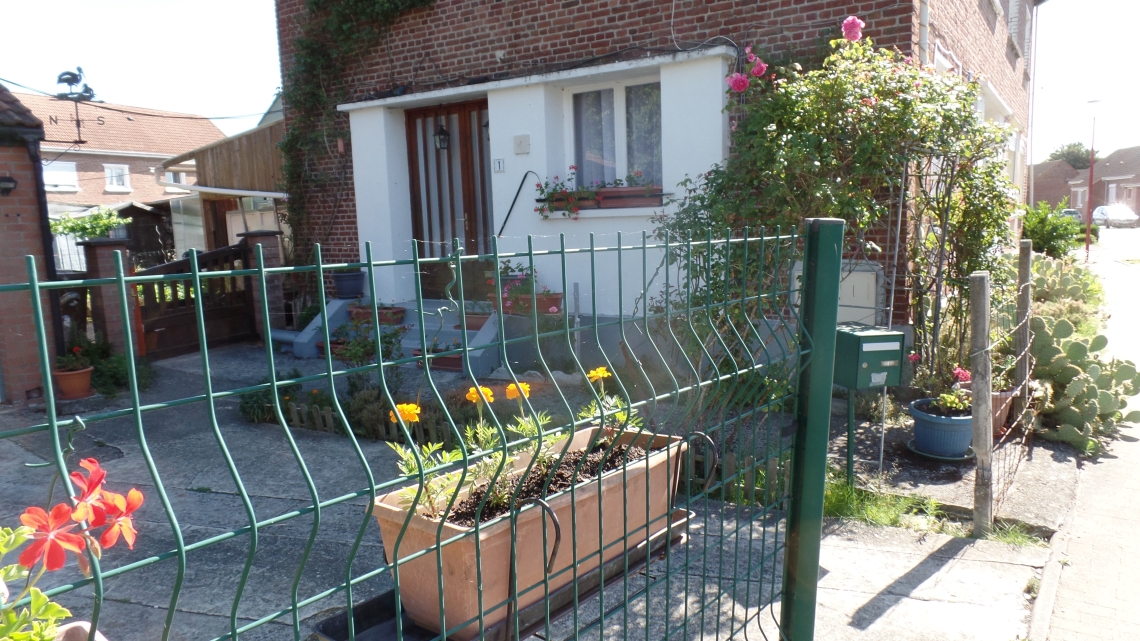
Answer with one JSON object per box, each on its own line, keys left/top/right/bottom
{"left": 909, "top": 399, "right": 972, "bottom": 457}
{"left": 333, "top": 271, "right": 365, "bottom": 299}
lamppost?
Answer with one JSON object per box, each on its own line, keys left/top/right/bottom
{"left": 1085, "top": 100, "right": 1100, "bottom": 262}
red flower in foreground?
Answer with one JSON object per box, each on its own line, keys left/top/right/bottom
{"left": 18, "top": 504, "right": 87, "bottom": 571}
{"left": 70, "top": 457, "right": 106, "bottom": 523}
{"left": 72, "top": 346, "right": 82, "bottom": 354}
{"left": 97, "top": 489, "right": 144, "bottom": 550}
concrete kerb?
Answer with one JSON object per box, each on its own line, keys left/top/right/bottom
{"left": 1027, "top": 496, "right": 1079, "bottom": 640}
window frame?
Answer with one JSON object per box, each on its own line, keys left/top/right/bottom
{"left": 42, "top": 160, "right": 79, "bottom": 192}
{"left": 103, "top": 164, "right": 132, "bottom": 193}
{"left": 563, "top": 75, "right": 662, "bottom": 190}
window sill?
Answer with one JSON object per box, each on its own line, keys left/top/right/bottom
{"left": 165, "top": 186, "right": 191, "bottom": 194}
{"left": 104, "top": 187, "right": 133, "bottom": 193}
{"left": 544, "top": 206, "right": 663, "bottom": 220}
{"left": 45, "top": 187, "right": 80, "bottom": 193}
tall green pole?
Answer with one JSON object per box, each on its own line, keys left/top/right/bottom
{"left": 781, "top": 218, "right": 844, "bottom": 640}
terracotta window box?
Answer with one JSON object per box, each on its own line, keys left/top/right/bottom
{"left": 502, "top": 292, "right": 564, "bottom": 315}
{"left": 411, "top": 347, "right": 464, "bottom": 372}
{"left": 596, "top": 186, "right": 664, "bottom": 209}
{"left": 373, "top": 427, "right": 686, "bottom": 640}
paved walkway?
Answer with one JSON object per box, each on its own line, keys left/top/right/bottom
{"left": 1047, "top": 228, "right": 1140, "bottom": 641}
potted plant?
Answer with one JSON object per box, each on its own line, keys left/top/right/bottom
{"left": 595, "top": 171, "right": 664, "bottom": 209}
{"left": 1, "top": 458, "right": 144, "bottom": 641}
{"left": 411, "top": 337, "right": 465, "bottom": 371}
{"left": 332, "top": 269, "right": 366, "bottom": 299}
{"left": 909, "top": 388, "right": 973, "bottom": 458}
{"left": 952, "top": 364, "right": 1017, "bottom": 437}
{"left": 534, "top": 166, "right": 598, "bottom": 219}
{"left": 373, "top": 388, "right": 686, "bottom": 640}
{"left": 458, "top": 300, "right": 495, "bottom": 330}
{"left": 350, "top": 301, "right": 406, "bottom": 325}
{"left": 498, "top": 261, "right": 564, "bottom": 315}
{"left": 54, "top": 346, "right": 94, "bottom": 400}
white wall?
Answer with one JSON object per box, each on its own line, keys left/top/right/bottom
{"left": 349, "top": 106, "right": 418, "bottom": 302}
{"left": 348, "top": 50, "right": 732, "bottom": 313}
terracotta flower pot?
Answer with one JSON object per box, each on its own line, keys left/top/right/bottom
{"left": 411, "top": 348, "right": 464, "bottom": 371}
{"left": 53, "top": 366, "right": 94, "bottom": 400}
{"left": 373, "top": 427, "right": 685, "bottom": 640}
{"left": 503, "top": 292, "right": 564, "bottom": 315}
{"left": 992, "top": 389, "right": 1017, "bottom": 436}
{"left": 460, "top": 313, "right": 492, "bottom": 330}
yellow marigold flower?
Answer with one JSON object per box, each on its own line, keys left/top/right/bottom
{"left": 388, "top": 402, "right": 421, "bottom": 423}
{"left": 506, "top": 382, "right": 531, "bottom": 400}
{"left": 466, "top": 386, "right": 494, "bottom": 404}
{"left": 587, "top": 366, "right": 612, "bottom": 382}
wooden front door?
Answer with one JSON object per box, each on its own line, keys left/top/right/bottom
{"left": 405, "top": 100, "right": 493, "bottom": 258}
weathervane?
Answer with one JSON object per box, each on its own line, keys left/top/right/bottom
{"left": 54, "top": 67, "right": 96, "bottom": 145}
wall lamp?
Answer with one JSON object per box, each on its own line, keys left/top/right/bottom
{"left": 434, "top": 124, "right": 451, "bottom": 150}
{"left": 0, "top": 176, "right": 17, "bottom": 196}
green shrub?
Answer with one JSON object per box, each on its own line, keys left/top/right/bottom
{"left": 65, "top": 332, "right": 152, "bottom": 396}
{"left": 1023, "top": 200, "right": 1081, "bottom": 259}
{"left": 238, "top": 368, "right": 302, "bottom": 423}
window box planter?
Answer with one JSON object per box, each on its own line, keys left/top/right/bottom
{"left": 53, "top": 366, "right": 94, "bottom": 400}
{"left": 332, "top": 270, "right": 366, "bottom": 299}
{"left": 909, "top": 399, "right": 972, "bottom": 458}
{"left": 316, "top": 340, "right": 348, "bottom": 359}
{"left": 503, "top": 292, "right": 564, "bottom": 315}
{"left": 411, "top": 347, "right": 464, "bottom": 372}
{"left": 349, "top": 304, "right": 406, "bottom": 325}
{"left": 596, "top": 186, "right": 663, "bottom": 209}
{"left": 545, "top": 195, "right": 599, "bottom": 212}
{"left": 372, "top": 427, "right": 685, "bottom": 641}
{"left": 458, "top": 312, "right": 492, "bottom": 330}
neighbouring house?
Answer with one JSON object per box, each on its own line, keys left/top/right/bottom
{"left": 275, "top": 0, "right": 1039, "bottom": 322}
{"left": 1030, "top": 159, "right": 1080, "bottom": 209}
{"left": 0, "top": 83, "right": 58, "bottom": 404}
{"left": 14, "top": 91, "right": 225, "bottom": 208}
{"left": 1065, "top": 146, "right": 1140, "bottom": 214}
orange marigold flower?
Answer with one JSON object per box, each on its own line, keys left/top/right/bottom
{"left": 506, "top": 382, "right": 530, "bottom": 400}
{"left": 466, "top": 386, "right": 494, "bottom": 404}
{"left": 587, "top": 366, "right": 612, "bottom": 382}
{"left": 19, "top": 504, "right": 86, "bottom": 571}
{"left": 389, "top": 402, "right": 422, "bottom": 423}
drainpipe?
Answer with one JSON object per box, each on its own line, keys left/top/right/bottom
{"left": 919, "top": 0, "right": 931, "bottom": 66}
{"left": 25, "top": 138, "right": 66, "bottom": 357}
{"left": 1027, "top": 2, "right": 1041, "bottom": 206}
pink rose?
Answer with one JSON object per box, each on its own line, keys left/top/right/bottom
{"left": 725, "top": 73, "right": 750, "bottom": 93}
{"left": 842, "top": 16, "right": 864, "bottom": 42}
{"left": 549, "top": 306, "right": 558, "bottom": 313}
{"left": 749, "top": 60, "right": 768, "bottom": 78}
{"left": 952, "top": 366, "right": 971, "bottom": 383}
{"left": 908, "top": 352, "right": 920, "bottom": 364}
{"left": 505, "top": 301, "right": 512, "bottom": 307}
{"left": 745, "top": 45, "right": 756, "bottom": 63}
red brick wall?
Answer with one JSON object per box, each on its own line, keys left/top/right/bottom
{"left": 0, "top": 142, "right": 56, "bottom": 404}
{"left": 275, "top": 0, "right": 918, "bottom": 265}
{"left": 42, "top": 150, "right": 199, "bottom": 206}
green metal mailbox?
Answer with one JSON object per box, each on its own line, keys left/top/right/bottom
{"left": 834, "top": 322, "right": 905, "bottom": 390}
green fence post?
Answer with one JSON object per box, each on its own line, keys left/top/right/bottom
{"left": 781, "top": 218, "right": 844, "bottom": 640}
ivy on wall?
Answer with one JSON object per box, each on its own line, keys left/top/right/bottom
{"left": 279, "top": 0, "right": 433, "bottom": 262}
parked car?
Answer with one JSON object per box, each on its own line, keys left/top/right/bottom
{"left": 1060, "top": 208, "right": 1084, "bottom": 223}
{"left": 1092, "top": 204, "right": 1139, "bottom": 228}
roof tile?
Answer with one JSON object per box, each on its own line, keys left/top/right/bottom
{"left": 0, "top": 84, "right": 44, "bottom": 129}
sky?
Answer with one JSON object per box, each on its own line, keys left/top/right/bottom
{"left": 1032, "top": 0, "right": 1139, "bottom": 162}
{"left": 0, "top": 0, "right": 281, "bottom": 137}
{"left": 0, "top": 0, "right": 1132, "bottom": 156}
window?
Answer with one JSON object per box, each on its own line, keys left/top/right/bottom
{"left": 164, "top": 171, "right": 190, "bottom": 193}
{"left": 42, "top": 161, "right": 78, "bottom": 192}
{"left": 572, "top": 81, "right": 662, "bottom": 189}
{"left": 1072, "top": 189, "right": 1086, "bottom": 208}
{"left": 104, "top": 165, "right": 131, "bottom": 192}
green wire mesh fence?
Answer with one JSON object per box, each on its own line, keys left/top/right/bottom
{"left": 1, "top": 221, "right": 843, "bottom": 641}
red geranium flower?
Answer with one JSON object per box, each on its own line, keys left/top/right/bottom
{"left": 19, "top": 504, "right": 87, "bottom": 571}
{"left": 98, "top": 489, "right": 144, "bottom": 550}
{"left": 72, "top": 346, "right": 82, "bottom": 354}
{"left": 70, "top": 458, "right": 106, "bottom": 523}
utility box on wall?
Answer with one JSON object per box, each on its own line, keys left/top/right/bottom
{"left": 834, "top": 322, "right": 904, "bottom": 390}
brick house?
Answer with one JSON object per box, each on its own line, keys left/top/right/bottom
{"left": 1030, "top": 159, "right": 1079, "bottom": 209}
{"left": 276, "top": 0, "right": 1039, "bottom": 317}
{"left": 1066, "top": 146, "right": 1140, "bottom": 215}
{"left": 13, "top": 91, "right": 224, "bottom": 209}
{"left": 0, "top": 84, "right": 57, "bottom": 404}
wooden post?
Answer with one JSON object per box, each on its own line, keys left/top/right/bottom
{"left": 1013, "top": 239, "right": 1032, "bottom": 425}
{"left": 971, "top": 271, "right": 993, "bottom": 537}
{"left": 78, "top": 239, "right": 136, "bottom": 356}
{"left": 239, "top": 230, "right": 285, "bottom": 342}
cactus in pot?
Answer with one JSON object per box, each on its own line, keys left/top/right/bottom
{"left": 1029, "top": 315, "right": 1140, "bottom": 454}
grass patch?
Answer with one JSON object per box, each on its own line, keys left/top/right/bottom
{"left": 1025, "top": 576, "right": 1041, "bottom": 599}
{"left": 985, "top": 521, "right": 1046, "bottom": 547}
{"left": 823, "top": 468, "right": 941, "bottom": 527}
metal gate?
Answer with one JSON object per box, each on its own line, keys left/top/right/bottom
{"left": 0, "top": 220, "right": 842, "bottom": 641}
